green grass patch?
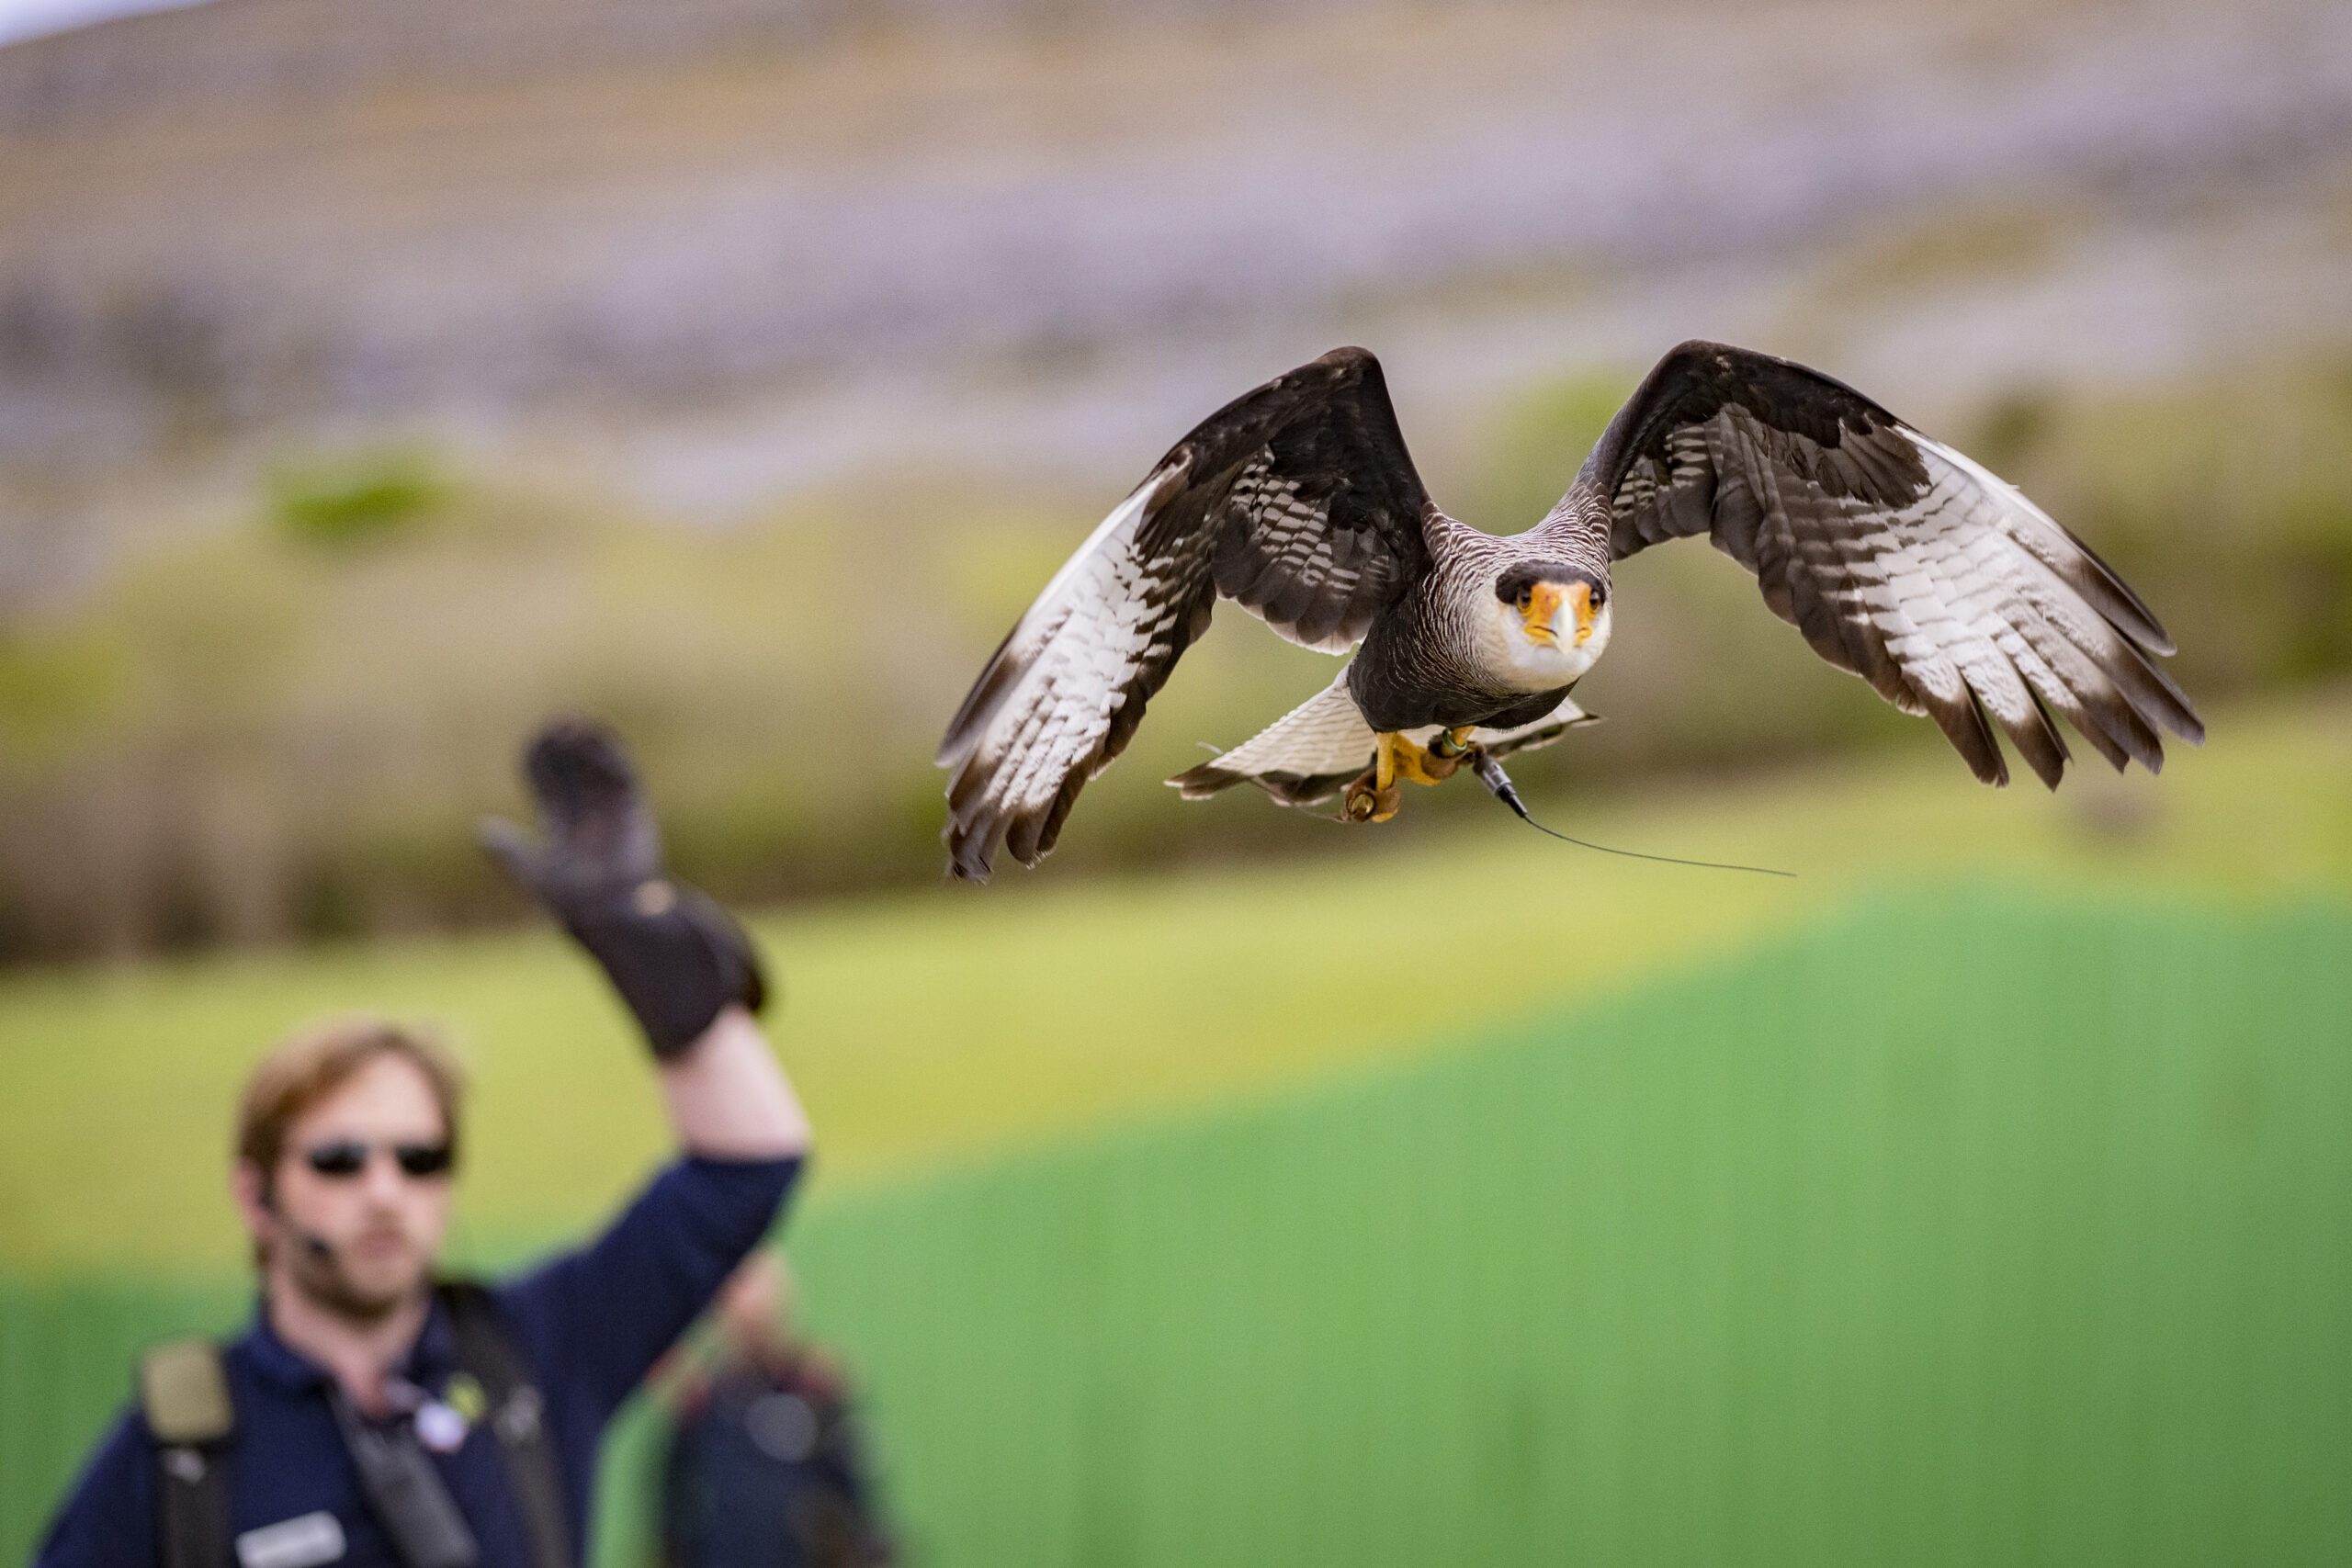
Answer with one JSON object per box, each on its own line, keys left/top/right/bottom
{"left": 268, "top": 445, "right": 451, "bottom": 547}
{"left": 2, "top": 691, "right": 2346, "bottom": 1278}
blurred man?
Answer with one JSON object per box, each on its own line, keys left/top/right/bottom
{"left": 652, "top": 1253, "right": 890, "bottom": 1568}
{"left": 40, "top": 720, "right": 808, "bottom": 1568}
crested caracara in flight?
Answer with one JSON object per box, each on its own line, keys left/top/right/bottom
{"left": 938, "top": 342, "right": 2201, "bottom": 882}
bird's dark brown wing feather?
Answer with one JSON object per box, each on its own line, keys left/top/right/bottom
{"left": 936, "top": 347, "right": 1436, "bottom": 880}
{"left": 1572, "top": 340, "right": 2202, "bottom": 787}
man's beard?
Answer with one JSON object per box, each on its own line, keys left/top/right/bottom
{"left": 285, "top": 1227, "right": 427, "bottom": 1324}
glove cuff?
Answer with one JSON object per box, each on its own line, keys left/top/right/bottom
{"left": 563, "top": 880, "right": 765, "bottom": 1059}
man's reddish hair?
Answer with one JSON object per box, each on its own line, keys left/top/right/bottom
{"left": 236, "top": 1017, "right": 464, "bottom": 1184}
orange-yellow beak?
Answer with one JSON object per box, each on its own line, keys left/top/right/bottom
{"left": 1521, "top": 581, "right": 1563, "bottom": 644}
{"left": 1521, "top": 581, "right": 1598, "bottom": 646}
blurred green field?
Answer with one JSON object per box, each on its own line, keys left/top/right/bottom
{"left": 3, "top": 688, "right": 2347, "bottom": 1277}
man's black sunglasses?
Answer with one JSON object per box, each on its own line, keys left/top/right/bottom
{"left": 301, "top": 1140, "right": 455, "bottom": 1180}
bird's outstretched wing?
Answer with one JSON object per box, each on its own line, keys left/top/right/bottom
{"left": 1569, "top": 340, "right": 2202, "bottom": 787}
{"left": 938, "top": 348, "right": 1436, "bottom": 880}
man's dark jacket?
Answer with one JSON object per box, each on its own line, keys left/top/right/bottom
{"left": 38, "top": 1155, "right": 800, "bottom": 1568}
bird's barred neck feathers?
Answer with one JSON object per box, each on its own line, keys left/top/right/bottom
{"left": 1534, "top": 488, "right": 1617, "bottom": 554}
{"left": 1414, "top": 518, "right": 1613, "bottom": 694}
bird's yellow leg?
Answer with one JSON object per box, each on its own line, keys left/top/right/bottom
{"left": 1349, "top": 731, "right": 1470, "bottom": 822}
{"left": 1389, "top": 729, "right": 1471, "bottom": 786}
{"left": 1427, "top": 726, "right": 1478, "bottom": 762}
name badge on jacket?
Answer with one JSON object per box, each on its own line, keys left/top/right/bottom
{"left": 235, "top": 1510, "right": 346, "bottom": 1568}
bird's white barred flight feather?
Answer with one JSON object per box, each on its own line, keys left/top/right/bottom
{"left": 1605, "top": 390, "right": 2198, "bottom": 792}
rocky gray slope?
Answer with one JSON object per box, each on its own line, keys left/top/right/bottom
{"left": 0, "top": 0, "right": 2346, "bottom": 568}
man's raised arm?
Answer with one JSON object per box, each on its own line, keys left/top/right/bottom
{"left": 659, "top": 1004, "right": 809, "bottom": 1159}
{"left": 482, "top": 719, "right": 812, "bottom": 1425}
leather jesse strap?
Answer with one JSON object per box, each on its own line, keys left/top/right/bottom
{"left": 141, "top": 1339, "right": 234, "bottom": 1568}
{"left": 439, "top": 1282, "right": 571, "bottom": 1568}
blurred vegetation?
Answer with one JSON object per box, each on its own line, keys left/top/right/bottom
{"left": 268, "top": 445, "right": 452, "bottom": 547}
{"left": 0, "top": 355, "right": 2347, "bottom": 963}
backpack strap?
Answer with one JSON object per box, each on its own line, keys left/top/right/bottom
{"left": 141, "top": 1339, "right": 235, "bottom": 1568}
{"left": 437, "top": 1281, "right": 571, "bottom": 1568}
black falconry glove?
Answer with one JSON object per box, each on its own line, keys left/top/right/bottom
{"left": 481, "top": 719, "right": 767, "bottom": 1060}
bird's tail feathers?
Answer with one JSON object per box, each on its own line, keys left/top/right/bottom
{"left": 1167, "top": 675, "right": 1599, "bottom": 805}
{"left": 1167, "top": 672, "right": 1373, "bottom": 804}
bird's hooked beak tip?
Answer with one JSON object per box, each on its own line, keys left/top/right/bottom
{"left": 1521, "top": 581, "right": 1598, "bottom": 647}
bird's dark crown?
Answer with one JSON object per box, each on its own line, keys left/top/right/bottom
{"left": 1494, "top": 562, "right": 1605, "bottom": 608}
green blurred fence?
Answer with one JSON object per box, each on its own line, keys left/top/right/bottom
{"left": 7, "top": 893, "right": 2351, "bottom": 1567}
{"left": 0, "top": 1278, "right": 246, "bottom": 1559}
{"left": 780, "top": 893, "right": 2352, "bottom": 1568}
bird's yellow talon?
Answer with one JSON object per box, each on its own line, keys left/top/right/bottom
{"left": 1381, "top": 730, "right": 1466, "bottom": 787}
{"left": 1342, "top": 772, "right": 1400, "bottom": 822}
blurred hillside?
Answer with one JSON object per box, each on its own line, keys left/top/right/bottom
{"left": 1, "top": 0, "right": 2348, "bottom": 958}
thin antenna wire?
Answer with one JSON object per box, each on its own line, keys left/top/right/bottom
{"left": 1469, "top": 752, "right": 1793, "bottom": 878}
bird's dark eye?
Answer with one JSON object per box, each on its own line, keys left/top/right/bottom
{"left": 1590, "top": 584, "right": 1608, "bottom": 609}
